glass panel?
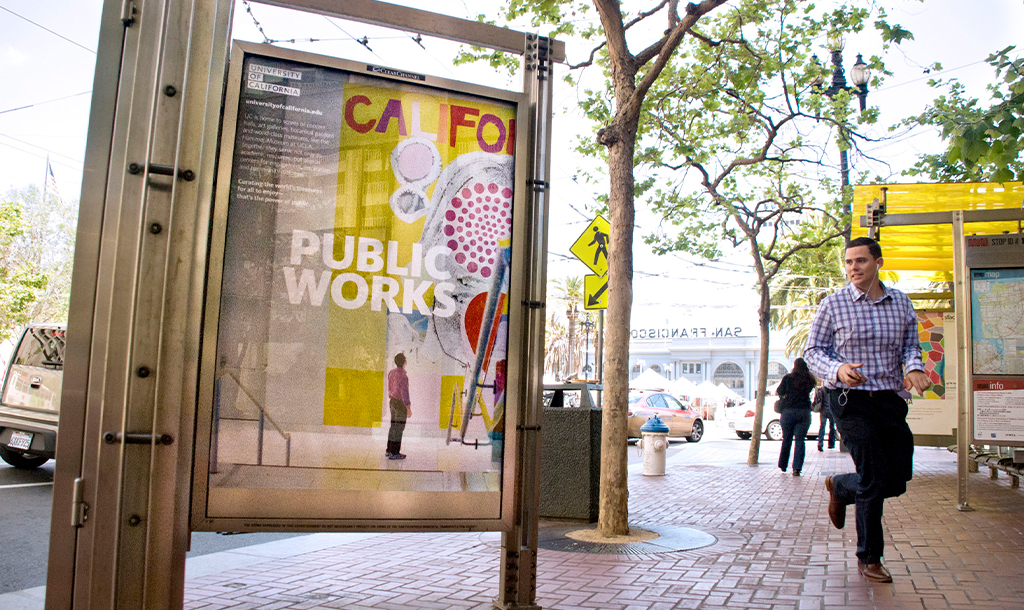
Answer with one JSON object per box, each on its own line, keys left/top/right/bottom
{"left": 204, "top": 45, "right": 517, "bottom": 524}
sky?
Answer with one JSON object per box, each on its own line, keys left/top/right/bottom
{"left": 1, "top": 0, "right": 1022, "bottom": 338}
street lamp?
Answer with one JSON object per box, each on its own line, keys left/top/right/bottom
{"left": 812, "top": 33, "right": 871, "bottom": 225}
{"left": 565, "top": 301, "right": 578, "bottom": 379}
{"left": 580, "top": 314, "right": 595, "bottom": 379}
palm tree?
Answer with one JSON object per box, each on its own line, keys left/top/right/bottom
{"left": 544, "top": 313, "right": 569, "bottom": 380}
{"left": 770, "top": 231, "right": 844, "bottom": 356}
{"left": 546, "top": 276, "right": 585, "bottom": 379}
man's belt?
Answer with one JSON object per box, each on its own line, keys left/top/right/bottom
{"left": 830, "top": 388, "right": 899, "bottom": 399}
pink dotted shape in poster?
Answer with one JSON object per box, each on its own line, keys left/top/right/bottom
{"left": 443, "top": 182, "right": 512, "bottom": 280}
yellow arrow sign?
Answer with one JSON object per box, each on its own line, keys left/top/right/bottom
{"left": 569, "top": 216, "right": 610, "bottom": 276}
{"left": 584, "top": 274, "right": 608, "bottom": 310}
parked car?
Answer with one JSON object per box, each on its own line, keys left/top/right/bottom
{"left": 725, "top": 401, "right": 820, "bottom": 442}
{"left": 0, "top": 323, "right": 66, "bottom": 469}
{"left": 626, "top": 390, "right": 703, "bottom": 442}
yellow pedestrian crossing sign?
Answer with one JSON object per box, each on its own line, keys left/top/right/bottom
{"left": 570, "top": 216, "right": 610, "bottom": 277}
{"left": 584, "top": 274, "right": 608, "bottom": 310}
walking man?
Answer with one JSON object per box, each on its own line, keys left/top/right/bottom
{"left": 804, "top": 237, "right": 930, "bottom": 583}
{"left": 386, "top": 353, "right": 412, "bottom": 460}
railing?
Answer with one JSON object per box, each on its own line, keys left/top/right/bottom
{"left": 215, "top": 369, "right": 292, "bottom": 467}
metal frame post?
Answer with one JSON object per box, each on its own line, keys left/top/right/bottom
{"left": 494, "top": 33, "right": 555, "bottom": 610}
{"left": 46, "top": 0, "right": 236, "bottom": 607}
{"left": 951, "top": 211, "right": 973, "bottom": 511}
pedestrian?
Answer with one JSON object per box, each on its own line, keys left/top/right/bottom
{"left": 386, "top": 353, "right": 412, "bottom": 460}
{"left": 776, "top": 357, "right": 816, "bottom": 476}
{"left": 814, "top": 386, "right": 837, "bottom": 451}
{"left": 804, "top": 236, "right": 931, "bottom": 583}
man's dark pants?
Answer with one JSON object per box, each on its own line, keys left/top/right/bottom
{"left": 387, "top": 397, "right": 407, "bottom": 455}
{"left": 828, "top": 389, "right": 914, "bottom": 564}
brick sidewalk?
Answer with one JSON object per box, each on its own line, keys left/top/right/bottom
{"left": 184, "top": 442, "right": 1024, "bottom": 609}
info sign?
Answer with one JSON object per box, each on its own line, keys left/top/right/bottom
{"left": 965, "top": 233, "right": 1024, "bottom": 445}
{"left": 192, "top": 42, "right": 525, "bottom": 531}
{"left": 973, "top": 379, "right": 1024, "bottom": 443}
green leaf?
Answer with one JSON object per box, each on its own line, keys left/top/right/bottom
{"left": 875, "top": 20, "right": 914, "bottom": 45}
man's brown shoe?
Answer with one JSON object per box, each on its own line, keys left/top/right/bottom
{"left": 825, "top": 476, "right": 845, "bottom": 529}
{"left": 858, "top": 561, "right": 893, "bottom": 583}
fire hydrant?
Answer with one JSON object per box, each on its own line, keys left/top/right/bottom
{"left": 639, "top": 415, "right": 670, "bottom": 476}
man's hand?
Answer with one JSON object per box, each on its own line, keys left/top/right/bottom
{"left": 838, "top": 363, "right": 866, "bottom": 387}
{"left": 406, "top": 405, "right": 412, "bottom": 418}
{"left": 905, "top": 370, "right": 931, "bottom": 395}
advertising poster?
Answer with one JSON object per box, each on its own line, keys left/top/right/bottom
{"left": 907, "top": 311, "right": 957, "bottom": 437}
{"left": 201, "top": 44, "right": 519, "bottom": 526}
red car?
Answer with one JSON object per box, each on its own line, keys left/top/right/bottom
{"left": 626, "top": 390, "right": 704, "bottom": 442}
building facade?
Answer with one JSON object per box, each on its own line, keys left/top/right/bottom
{"left": 628, "top": 322, "right": 792, "bottom": 402}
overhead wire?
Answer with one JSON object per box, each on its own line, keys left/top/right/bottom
{"left": 0, "top": 91, "right": 92, "bottom": 116}
{"left": 0, "top": 140, "right": 82, "bottom": 172}
{"left": 0, "top": 134, "right": 83, "bottom": 165}
{"left": 0, "top": 4, "right": 96, "bottom": 54}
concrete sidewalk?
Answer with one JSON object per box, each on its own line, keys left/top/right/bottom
{"left": 7, "top": 433, "right": 1024, "bottom": 609}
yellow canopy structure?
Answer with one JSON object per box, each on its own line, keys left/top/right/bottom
{"left": 852, "top": 182, "right": 1024, "bottom": 282}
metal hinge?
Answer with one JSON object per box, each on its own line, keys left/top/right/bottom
{"left": 121, "top": 0, "right": 137, "bottom": 26}
{"left": 72, "top": 477, "right": 89, "bottom": 528}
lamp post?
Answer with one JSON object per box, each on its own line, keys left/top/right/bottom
{"left": 565, "top": 301, "right": 578, "bottom": 379}
{"left": 580, "top": 314, "right": 595, "bottom": 379}
{"left": 812, "top": 32, "right": 870, "bottom": 228}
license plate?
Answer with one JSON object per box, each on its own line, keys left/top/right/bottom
{"left": 7, "top": 430, "right": 33, "bottom": 451}
{"left": 728, "top": 422, "right": 736, "bottom": 429}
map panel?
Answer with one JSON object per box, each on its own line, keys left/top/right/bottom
{"left": 971, "top": 268, "right": 1024, "bottom": 375}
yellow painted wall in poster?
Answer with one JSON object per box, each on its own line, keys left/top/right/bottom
{"left": 438, "top": 375, "right": 464, "bottom": 431}
{"left": 324, "top": 81, "right": 517, "bottom": 427}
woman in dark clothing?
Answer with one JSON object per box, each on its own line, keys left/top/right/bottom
{"left": 777, "top": 357, "right": 817, "bottom": 476}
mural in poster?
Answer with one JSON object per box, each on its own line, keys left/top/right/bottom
{"left": 207, "top": 48, "right": 516, "bottom": 521}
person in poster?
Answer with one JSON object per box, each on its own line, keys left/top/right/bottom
{"left": 386, "top": 353, "right": 412, "bottom": 459}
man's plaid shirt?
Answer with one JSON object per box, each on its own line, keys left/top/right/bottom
{"left": 804, "top": 282, "right": 925, "bottom": 391}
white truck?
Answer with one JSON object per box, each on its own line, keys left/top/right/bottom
{"left": 0, "top": 323, "right": 65, "bottom": 469}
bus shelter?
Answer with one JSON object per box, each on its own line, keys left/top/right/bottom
{"left": 853, "top": 181, "right": 1024, "bottom": 510}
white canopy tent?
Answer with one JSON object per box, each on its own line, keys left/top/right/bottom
{"left": 670, "top": 376, "right": 697, "bottom": 400}
{"left": 717, "top": 383, "right": 743, "bottom": 403}
{"left": 628, "top": 368, "right": 671, "bottom": 391}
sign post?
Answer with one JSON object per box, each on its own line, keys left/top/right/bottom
{"left": 569, "top": 216, "right": 610, "bottom": 390}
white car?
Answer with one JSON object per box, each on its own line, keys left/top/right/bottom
{"left": 725, "top": 401, "right": 821, "bottom": 442}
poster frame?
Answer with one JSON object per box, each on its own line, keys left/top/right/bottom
{"left": 190, "top": 40, "right": 531, "bottom": 533}
{"left": 964, "top": 234, "right": 1024, "bottom": 446}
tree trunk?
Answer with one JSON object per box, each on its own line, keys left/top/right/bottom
{"left": 746, "top": 278, "right": 772, "bottom": 465}
{"left": 598, "top": 132, "right": 636, "bottom": 536}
